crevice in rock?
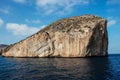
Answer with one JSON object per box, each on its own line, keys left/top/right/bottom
{"left": 45, "top": 32, "right": 55, "bottom": 56}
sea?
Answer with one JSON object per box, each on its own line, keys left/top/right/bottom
{"left": 0, "top": 54, "right": 120, "bottom": 80}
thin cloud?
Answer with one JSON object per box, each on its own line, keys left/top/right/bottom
{"left": 107, "top": 0, "right": 120, "bottom": 5}
{"left": 36, "top": 0, "right": 90, "bottom": 15}
{"left": 0, "top": 18, "right": 4, "bottom": 26}
{"left": 25, "top": 19, "right": 41, "bottom": 24}
{"left": 0, "top": 8, "right": 10, "bottom": 14}
{"left": 39, "top": 25, "right": 46, "bottom": 29}
{"left": 13, "top": 0, "right": 26, "bottom": 4}
{"left": 6, "top": 23, "right": 40, "bottom": 36}
{"left": 108, "top": 20, "right": 116, "bottom": 27}
{"left": 107, "top": 17, "right": 117, "bottom": 27}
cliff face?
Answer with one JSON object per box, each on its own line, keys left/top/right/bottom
{"left": 2, "top": 15, "right": 108, "bottom": 57}
{"left": 0, "top": 44, "right": 8, "bottom": 55}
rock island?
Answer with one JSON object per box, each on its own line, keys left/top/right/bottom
{"left": 2, "top": 15, "right": 108, "bottom": 57}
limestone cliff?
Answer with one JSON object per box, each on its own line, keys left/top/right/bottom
{"left": 2, "top": 15, "right": 108, "bottom": 57}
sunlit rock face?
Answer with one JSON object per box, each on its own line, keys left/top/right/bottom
{"left": 2, "top": 15, "right": 108, "bottom": 57}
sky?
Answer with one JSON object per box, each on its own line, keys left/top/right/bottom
{"left": 0, "top": 0, "right": 120, "bottom": 54}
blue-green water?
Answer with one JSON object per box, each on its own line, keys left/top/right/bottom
{"left": 0, "top": 54, "right": 120, "bottom": 80}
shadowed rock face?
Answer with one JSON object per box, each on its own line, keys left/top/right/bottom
{"left": 0, "top": 44, "right": 8, "bottom": 55}
{"left": 2, "top": 15, "right": 108, "bottom": 57}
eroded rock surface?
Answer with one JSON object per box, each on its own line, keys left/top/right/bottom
{"left": 2, "top": 15, "right": 108, "bottom": 57}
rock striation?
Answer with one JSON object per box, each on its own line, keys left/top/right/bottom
{"left": 2, "top": 15, "right": 108, "bottom": 57}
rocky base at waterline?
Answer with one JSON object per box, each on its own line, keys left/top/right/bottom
{"left": 2, "top": 15, "right": 108, "bottom": 57}
{"left": 0, "top": 44, "right": 8, "bottom": 55}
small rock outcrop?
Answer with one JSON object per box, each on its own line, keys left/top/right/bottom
{"left": 0, "top": 44, "right": 8, "bottom": 55}
{"left": 2, "top": 15, "right": 108, "bottom": 57}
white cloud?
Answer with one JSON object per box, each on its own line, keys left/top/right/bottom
{"left": 0, "top": 18, "right": 4, "bottom": 26}
{"left": 107, "top": 0, "right": 120, "bottom": 5}
{"left": 6, "top": 23, "right": 40, "bottom": 36}
{"left": 25, "top": 19, "right": 41, "bottom": 24}
{"left": 107, "top": 17, "right": 117, "bottom": 27}
{"left": 13, "top": 0, "right": 26, "bottom": 4}
{"left": 36, "top": 0, "right": 89, "bottom": 15}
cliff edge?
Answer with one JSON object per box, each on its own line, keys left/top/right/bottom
{"left": 0, "top": 44, "right": 8, "bottom": 55}
{"left": 2, "top": 15, "right": 108, "bottom": 57}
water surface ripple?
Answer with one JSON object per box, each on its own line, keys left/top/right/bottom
{"left": 0, "top": 54, "right": 120, "bottom": 80}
